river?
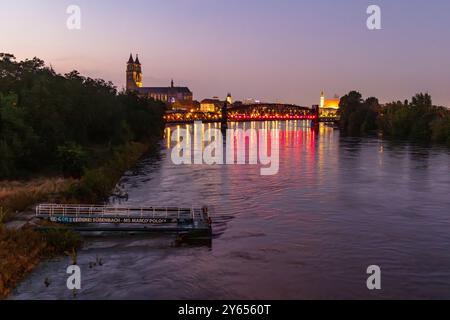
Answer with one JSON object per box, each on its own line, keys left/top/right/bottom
{"left": 12, "top": 121, "right": 450, "bottom": 299}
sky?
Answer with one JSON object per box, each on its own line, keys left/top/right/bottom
{"left": 1, "top": 0, "right": 450, "bottom": 106}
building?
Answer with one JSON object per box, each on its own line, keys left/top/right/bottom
{"left": 126, "top": 54, "right": 193, "bottom": 106}
{"left": 200, "top": 98, "right": 223, "bottom": 113}
{"left": 200, "top": 94, "right": 233, "bottom": 113}
{"left": 320, "top": 91, "right": 340, "bottom": 109}
{"left": 243, "top": 98, "right": 261, "bottom": 105}
{"left": 319, "top": 91, "right": 340, "bottom": 116}
{"left": 226, "top": 93, "right": 233, "bottom": 105}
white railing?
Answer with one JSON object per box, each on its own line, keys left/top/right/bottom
{"left": 36, "top": 204, "right": 208, "bottom": 221}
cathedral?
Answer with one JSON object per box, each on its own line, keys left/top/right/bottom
{"left": 126, "top": 54, "right": 193, "bottom": 105}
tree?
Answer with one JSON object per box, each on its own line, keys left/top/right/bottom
{"left": 339, "top": 91, "right": 378, "bottom": 135}
{"left": 0, "top": 53, "right": 165, "bottom": 179}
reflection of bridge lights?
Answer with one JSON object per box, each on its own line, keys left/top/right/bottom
{"left": 166, "top": 127, "right": 171, "bottom": 148}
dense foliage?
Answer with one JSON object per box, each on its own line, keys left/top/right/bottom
{"left": 339, "top": 91, "right": 379, "bottom": 136}
{"left": 0, "top": 53, "right": 165, "bottom": 179}
{"left": 339, "top": 91, "right": 450, "bottom": 145}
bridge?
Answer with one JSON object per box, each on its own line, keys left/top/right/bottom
{"left": 164, "top": 103, "right": 339, "bottom": 124}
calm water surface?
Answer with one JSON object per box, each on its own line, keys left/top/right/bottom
{"left": 13, "top": 121, "right": 450, "bottom": 299}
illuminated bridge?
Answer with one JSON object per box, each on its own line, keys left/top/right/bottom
{"left": 164, "top": 103, "right": 338, "bottom": 124}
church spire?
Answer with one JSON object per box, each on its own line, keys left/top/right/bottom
{"left": 128, "top": 53, "right": 134, "bottom": 64}
{"left": 135, "top": 54, "right": 141, "bottom": 65}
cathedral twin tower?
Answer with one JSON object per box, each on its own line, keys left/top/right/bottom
{"left": 126, "top": 54, "right": 143, "bottom": 90}
{"left": 126, "top": 53, "right": 193, "bottom": 105}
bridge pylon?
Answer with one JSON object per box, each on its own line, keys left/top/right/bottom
{"left": 311, "top": 105, "right": 320, "bottom": 127}
{"left": 221, "top": 100, "right": 228, "bottom": 130}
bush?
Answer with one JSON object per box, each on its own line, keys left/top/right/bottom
{"left": 41, "top": 229, "right": 82, "bottom": 256}
{"left": 430, "top": 115, "right": 450, "bottom": 145}
{"left": 0, "top": 226, "right": 82, "bottom": 298}
{"left": 57, "top": 142, "right": 87, "bottom": 178}
{"left": 66, "top": 142, "right": 148, "bottom": 203}
{"left": 0, "top": 207, "right": 10, "bottom": 225}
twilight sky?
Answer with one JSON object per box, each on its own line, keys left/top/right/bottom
{"left": 1, "top": 0, "right": 449, "bottom": 106}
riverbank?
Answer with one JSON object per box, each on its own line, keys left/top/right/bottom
{"left": 0, "top": 178, "right": 77, "bottom": 223}
{"left": 339, "top": 91, "right": 450, "bottom": 146}
{"left": 0, "top": 141, "right": 155, "bottom": 299}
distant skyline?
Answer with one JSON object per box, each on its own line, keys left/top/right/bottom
{"left": 1, "top": 0, "right": 450, "bottom": 106}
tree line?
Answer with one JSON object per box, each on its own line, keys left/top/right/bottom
{"left": 339, "top": 91, "right": 450, "bottom": 145}
{"left": 0, "top": 53, "right": 165, "bottom": 179}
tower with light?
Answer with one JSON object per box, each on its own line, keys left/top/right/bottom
{"left": 126, "top": 54, "right": 143, "bottom": 91}
{"left": 320, "top": 91, "right": 325, "bottom": 109}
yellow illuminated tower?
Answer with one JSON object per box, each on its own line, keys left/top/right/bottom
{"left": 226, "top": 93, "right": 233, "bottom": 105}
{"left": 320, "top": 91, "right": 325, "bottom": 109}
{"left": 134, "top": 54, "right": 143, "bottom": 88}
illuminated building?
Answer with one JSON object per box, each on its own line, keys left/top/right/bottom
{"left": 320, "top": 91, "right": 325, "bottom": 109}
{"left": 200, "top": 98, "right": 223, "bottom": 113}
{"left": 319, "top": 91, "right": 340, "bottom": 117}
{"left": 226, "top": 93, "right": 233, "bottom": 105}
{"left": 126, "top": 54, "right": 142, "bottom": 89}
{"left": 243, "top": 98, "right": 261, "bottom": 105}
{"left": 126, "top": 54, "right": 193, "bottom": 105}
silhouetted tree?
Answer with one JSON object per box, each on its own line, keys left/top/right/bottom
{"left": 339, "top": 91, "right": 378, "bottom": 135}
{"left": 0, "top": 53, "right": 165, "bottom": 178}
{"left": 339, "top": 90, "right": 450, "bottom": 144}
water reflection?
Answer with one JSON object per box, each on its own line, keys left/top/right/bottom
{"left": 12, "top": 121, "right": 450, "bottom": 300}
{"left": 165, "top": 121, "right": 319, "bottom": 166}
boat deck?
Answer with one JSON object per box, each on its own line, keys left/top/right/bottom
{"left": 35, "top": 204, "right": 212, "bottom": 235}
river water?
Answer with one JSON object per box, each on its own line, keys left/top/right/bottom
{"left": 12, "top": 121, "right": 450, "bottom": 299}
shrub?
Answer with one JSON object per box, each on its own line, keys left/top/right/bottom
{"left": 66, "top": 142, "right": 148, "bottom": 203}
{"left": 0, "top": 207, "right": 10, "bottom": 225}
{"left": 57, "top": 142, "right": 87, "bottom": 178}
{"left": 0, "top": 226, "right": 82, "bottom": 298}
{"left": 41, "top": 229, "right": 82, "bottom": 256}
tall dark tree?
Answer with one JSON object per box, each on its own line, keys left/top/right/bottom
{"left": 339, "top": 91, "right": 378, "bottom": 135}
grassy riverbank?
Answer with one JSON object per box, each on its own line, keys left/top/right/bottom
{"left": 0, "top": 53, "right": 165, "bottom": 299}
{"left": 0, "top": 141, "right": 156, "bottom": 299}
{"left": 65, "top": 142, "right": 151, "bottom": 204}
{"left": 0, "top": 178, "right": 77, "bottom": 222}
{"left": 0, "top": 226, "right": 82, "bottom": 298}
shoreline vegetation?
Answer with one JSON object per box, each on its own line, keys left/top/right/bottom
{"left": 0, "top": 53, "right": 165, "bottom": 298}
{"left": 339, "top": 91, "right": 450, "bottom": 146}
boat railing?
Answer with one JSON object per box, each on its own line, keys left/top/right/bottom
{"left": 35, "top": 204, "right": 208, "bottom": 221}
